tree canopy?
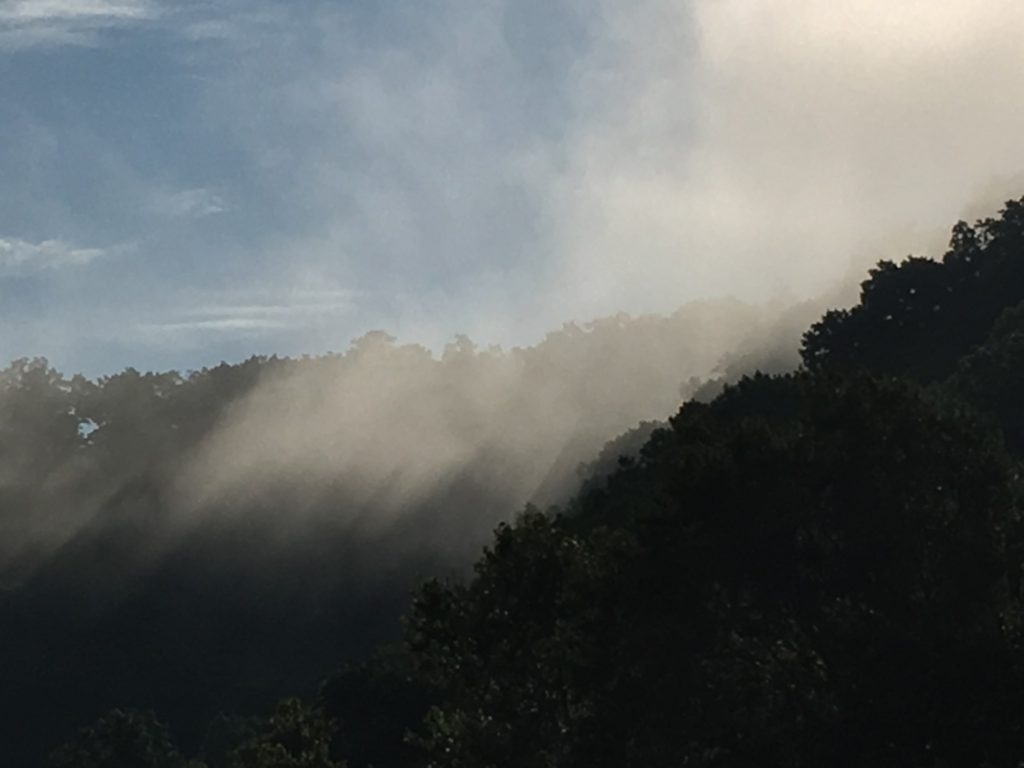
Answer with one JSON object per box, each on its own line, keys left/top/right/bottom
{"left": 408, "top": 374, "right": 1024, "bottom": 767}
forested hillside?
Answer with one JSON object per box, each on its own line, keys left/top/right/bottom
{"left": 9, "top": 198, "right": 1024, "bottom": 767}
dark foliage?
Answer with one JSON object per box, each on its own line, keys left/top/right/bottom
{"left": 46, "top": 709, "right": 198, "bottom": 768}
{"left": 802, "top": 198, "right": 1024, "bottom": 383}
{"left": 408, "top": 374, "right": 1024, "bottom": 767}
{"left": 224, "top": 698, "right": 341, "bottom": 768}
{"left": 946, "top": 300, "right": 1024, "bottom": 453}
{"left": 319, "top": 648, "right": 437, "bottom": 768}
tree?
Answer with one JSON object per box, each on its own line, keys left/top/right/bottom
{"left": 227, "top": 699, "right": 342, "bottom": 768}
{"left": 319, "top": 648, "right": 436, "bottom": 768}
{"left": 802, "top": 197, "right": 1024, "bottom": 383}
{"left": 47, "top": 709, "right": 199, "bottom": 768}
{"left": 945, "top": 299, "right": 1024, "bottom": 455}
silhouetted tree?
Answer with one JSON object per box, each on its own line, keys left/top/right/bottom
{"left": 47, "top": 709, "right": 199, "bottom": 768}
{"left": 319, "top": 647, "right": 436, "bottom": 768}
{"left": 227, "top": 699, "right": 341, "bottom": 768}
{"left": 946, "top": 299, "right": 1024, "bottom": 454}
{"left": 803, "top": 197, "right": 1024, "bottom": 383}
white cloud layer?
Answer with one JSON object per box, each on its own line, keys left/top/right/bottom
{"left": 0, "top": 237, "right": 104, "bottom": 272}
{"left": 0, "top": 0, "right": 152, "bottom": 22}
{"left": 0, "top": 0, "right": 155, "bottom": 48}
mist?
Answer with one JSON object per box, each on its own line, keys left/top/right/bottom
{"left": 0, "top": 294, "right": 822, "bottom": 591}
{"left": 178, "top": 297, "right": 825, "bottom": 546}
{"left": 541, "top": 0, "right": 1024, "bottom": 323}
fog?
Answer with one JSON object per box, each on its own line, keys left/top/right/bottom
{"left": 0, "top": 295, "right": 829, "bottom": 595}
{"left": 174, "top": 295, "right": 824, "bottom": 559}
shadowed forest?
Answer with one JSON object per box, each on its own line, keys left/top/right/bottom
{"left": 6, "top": 198, "right": 1024, "bottom": 766}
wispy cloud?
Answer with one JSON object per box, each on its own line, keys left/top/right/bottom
{"left": 138, "top": 317, "right": 289, "bottom": 335}
{"left": 135, "top": 287, "right": 358, "bottom": 341}
{"left": 153, "top": 187, "right": 229, "bottom": 219}
{"left": 0, "top": 0, "right": 153, "bottom": 22}
{"left": 0, "top": 237, "right": 105, "bottom": 273}
{"left": 0, "top": 0, "right": 157, "bottom": 49}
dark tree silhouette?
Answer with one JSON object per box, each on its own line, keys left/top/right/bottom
{"left": 803, "top": 198, "right": 1024, "bottom": 383}
{"left": 47, "top": 709, "right": 197, "bottom": 768}
{"left": 408, "top": 374, "right": 1024, "bottom": 767}
{"left": 225, "top": 698, "right": 340, "bottom": 768}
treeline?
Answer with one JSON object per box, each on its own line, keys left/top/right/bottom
{"left": 15, "top": 197, "right": 1024, "bottom": 766}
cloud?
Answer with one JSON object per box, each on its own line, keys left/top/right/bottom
{"left": 133, "top": 287, "right": 358, "bottom": 344}
{"left": 138, "top": 317, "right": 289, "bottom": 335}
{"left": 0, "top": 0, "right": 156, "bottom": 49}
{"left": 153, "top": 187, "right": 229, "bottom": 219}
{"left": 544, "top": 0, "right": 1024, "bottom": 317}
{"left": 187, "top": 0, "right": 1024, "bottom": 355}
{"left": 0, "top": 237, "right": 104, "bottom": 273}
{"left": 181, "top": 17, "right": 239, "bottom": 43}
{"left": 0, "top": 0, "right": 153, "bottom": 22}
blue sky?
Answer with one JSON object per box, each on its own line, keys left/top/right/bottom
{"left": 3, "top": 0, "right": 1024, "bottom": 375}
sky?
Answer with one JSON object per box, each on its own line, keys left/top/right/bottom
{"left": 2, "top": 0, "right": 1024, "bottom": 376}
